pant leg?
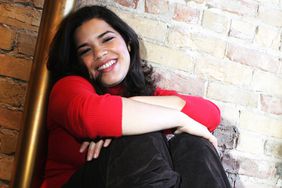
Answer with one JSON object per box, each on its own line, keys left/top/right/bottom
{"left": 62, "top": 143, "right": 109, "bottom": 188}
{"left": 63, "top": 132, "right": 180, "bottom": 188}
{"left": 169, "top": 133, "right": 231, "bottom": 188}
{"left": 106, "top": 132, "right": 179, "bottom": 188}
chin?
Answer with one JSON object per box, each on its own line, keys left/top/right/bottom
{"left": 102, "top": 80, "right": 123, "bottom": 88}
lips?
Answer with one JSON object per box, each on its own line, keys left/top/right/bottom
{"left": 97, "top": 59, "right": 117, "bottom": 71}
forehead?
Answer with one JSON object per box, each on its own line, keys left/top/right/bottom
{"left": 74, "top": 18, "right": 116, "bottom": 41}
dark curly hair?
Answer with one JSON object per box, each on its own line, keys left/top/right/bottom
{"left": 47, "top": 5, "right": 156, "bottom": 97}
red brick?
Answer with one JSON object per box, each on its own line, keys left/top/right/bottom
{"left": 226, "top": 44, "right": 280, "bottom": 73}
{"left": 0, "top": 24, "right": 15, "bottom": 50}
{"left": 0, "top": 154, "right": 13, "bottom": 181}
{"left": 173, "top": 3, "right": 201, "bottom": 24}
{"left": 260, "top": 95, "right": 282, "bottom": 115}
{"left": 14, "top": 0, "right": 44, "bottom": 8}
{"left": 0, "top": 4, "right": 41, "bottom": 31}
{"left": 115, "top": 0, "right": 139, "bottom": 9}
{"left": 0, "top": 78, "right": 27, "bottom": 108}
{"left": 17, "top": 31, "right": 37, "bottom": 56}
{"left": 0, "top": 128, "right": 18, "bottom": 154}
{"left": 145, "top": 0, "right": 169, "bottom": 14}
{"left": 0, "top": 54, "right": 32, "bottom": 81}
{"left": 33, "top": 0, "right": 44, "bottom": 8}
{"left": 0, "top": 107, "right": 22, "bottom": 130}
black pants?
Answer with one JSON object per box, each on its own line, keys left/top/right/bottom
{"left": 63, "top": 133, "right": 231, "bottom": 188}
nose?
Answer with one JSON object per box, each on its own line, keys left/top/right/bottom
{"left": 95, "top": 48, "right": 108, "bottom": 61}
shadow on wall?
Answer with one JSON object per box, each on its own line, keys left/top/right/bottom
{"left": 214, "top": 123, "right": 241, "bottom": 188}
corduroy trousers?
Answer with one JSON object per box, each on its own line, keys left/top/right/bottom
{"left": 63, "top": 132, "right": 231, "bottom": 188}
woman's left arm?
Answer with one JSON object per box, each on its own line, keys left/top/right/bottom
{"left": 130, "top": 94, "right": 221, "bottom": 132}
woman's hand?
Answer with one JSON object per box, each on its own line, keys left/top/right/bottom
{"left": 80, "top": 138, "right": 112, "bottom": 161}
{"left": 174, "top": 122, "right": 218, "bottom": 149}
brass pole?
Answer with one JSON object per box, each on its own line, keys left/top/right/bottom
{"left": 10, "top": 0, "right": 77, "bottom": 187}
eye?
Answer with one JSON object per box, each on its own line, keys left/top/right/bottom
{"left": 78, "top": 48, "right": 91, "bottom": 56}
{"left": 102, "top": 36, "right": 114, "bottom": 43}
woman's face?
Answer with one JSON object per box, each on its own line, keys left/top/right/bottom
{"left": 75, "top": 18, "right": 130, "bottom": 87}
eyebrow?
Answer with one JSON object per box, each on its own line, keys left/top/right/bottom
{"left": 76, "top": 30, "right": 115, "bottom": 50}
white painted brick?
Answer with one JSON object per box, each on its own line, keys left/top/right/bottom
{"left": 229, "top": 19, "right": 256, "bottom": 41}
{"left": 260, "top": 95, "right": 282, "bottom": 115}
{"left": 167, "top": 27, "right": 192, "bottom": 49}
{"left": 255, "top": 25, "right": 281, "bottom": 50}
{"left": 118, "top": 12, "right": 168, "bottom": 42}
{"left": 206, "top": 0, "right": 259, "bottom": 17}
{"left": 154, "top": 66, "right": 206, "bottom": 96}
{"left": 264, "top": 139, "right": 282, "bottom": 159}
{"left": 207, "top": 82, "right": 258, "bottom": 107}
{"left": 202, "top": 9, "right": 230, "bottom": 34}
{"left": 226, "top": 44, "right": 280, "bottom": 73}
{"left": 239, "top": 110, "right": 282, "bottom": 138}
{"left": 252, "top": 70, "right": 282, "bottom": 97}
{"left": 214, "top": 101, "right": 240, "bottom": 127}
{"left": 258, "top": 6, "right": 282, "bottom": 27}
{"left": 236, "top": 130, "right": 264, "bottom": 154}
{"left": 141, "top": 41, "right": 195, "bottom": 72}
{"left": 189, "top": 33, "right": 226, "bottom": 58}
{"left": 225, "top": 150, "right": 277, "bottom": 179}
{"left": 256, "top": 0, "right": 280, "bottom": 5}
{"left": 195, "top": 55, "right": 253, "bottom": 87}
{"left": 236, "top": 174, "right": 279, "bottom": 188}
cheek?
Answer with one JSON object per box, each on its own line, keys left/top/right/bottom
{"left": 81, "top": 56, "right": 93, "bottom": 69}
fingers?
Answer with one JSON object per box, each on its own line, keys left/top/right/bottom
{"left": 87, "top": 141, "right": 96, "bottom": 161}
{"left": 103, "top": 138, "right": 112, "bottom": 147}
{"left": 79, "top": 142, "right": 90, "bottom": 153}
{"left": 209, "top": 135, "right": 218, "bottom": 151}
{"left": 81, "top": 138, "right": 113, "bottom": 161}
{"left": 93, "top": 140, "right": 104, "bottom": 159}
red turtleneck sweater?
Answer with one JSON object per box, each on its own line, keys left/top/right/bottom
{"left": 40, "top": 76, "right": 220, "bottom": 188}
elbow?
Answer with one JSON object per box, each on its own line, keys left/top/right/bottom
{"left": 208, "top": 102, "right": 221, "bottom": 132}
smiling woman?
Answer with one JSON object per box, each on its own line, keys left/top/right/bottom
{"left": 75, "top": 18, "right": 130, "bottom": 87}
{"left": 42, "top": 5, "right": 231, "bottom": 188}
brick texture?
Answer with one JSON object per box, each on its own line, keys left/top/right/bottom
{"left": 145, "top": 0, "right": 169, "bottom": 15}
{"left": 0, "top": 128, "right": 18, "bottom": 154}
{"left": 0, "top": 54, "right": 32, "bottom": 81}
{"left": 0, "top": 107, "right": 22, "bottom": 130}
{"left": 0, "top": 4, "right": 41, "bottom": 31}
{"left": 0, "top": 25, "right": 15, "bottom": 50}
{"left": 0, "top": 154, "right": 13, "bottom": 181}
{"left": 0, "top": 78, "right": 27, "bottom": 108}
{"left": 114, "top": 0, "right": 139, "bottom": 9}
{"left": 173, "top": 3, "right": 201, "bottom": 24}
{"left": 17, "top": 31, "right": 37, "bottom": 56}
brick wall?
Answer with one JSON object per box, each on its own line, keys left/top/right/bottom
{"left": 0, "top": 0, "right": 281, "bottom": 187}
{"left": 78, "top": 0, "right": 282, "bottom": 187}
{"left": 0, "top": 0, "right": 44, "bottom": 187}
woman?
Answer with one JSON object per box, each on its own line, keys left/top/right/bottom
{"left": 42, "top": 5, "right": 231, "bottom": 188}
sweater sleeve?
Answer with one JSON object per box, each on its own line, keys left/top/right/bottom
{"left": 48, "top": 76, "right": 122, "bottom": 139}
{"left": 154, "top": 88, "right": 221, "bottom": 132}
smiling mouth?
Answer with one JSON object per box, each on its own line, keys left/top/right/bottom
{"left": 97, "top": 60, "right": 117, "bottom": 71}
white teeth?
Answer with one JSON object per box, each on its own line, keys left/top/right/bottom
{"left": 97, "top": 60, "right": 116, "bottom": 71}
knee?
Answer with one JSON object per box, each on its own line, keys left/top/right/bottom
{"left": 169, "top": 133, "right": 216, "bottom": 156}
